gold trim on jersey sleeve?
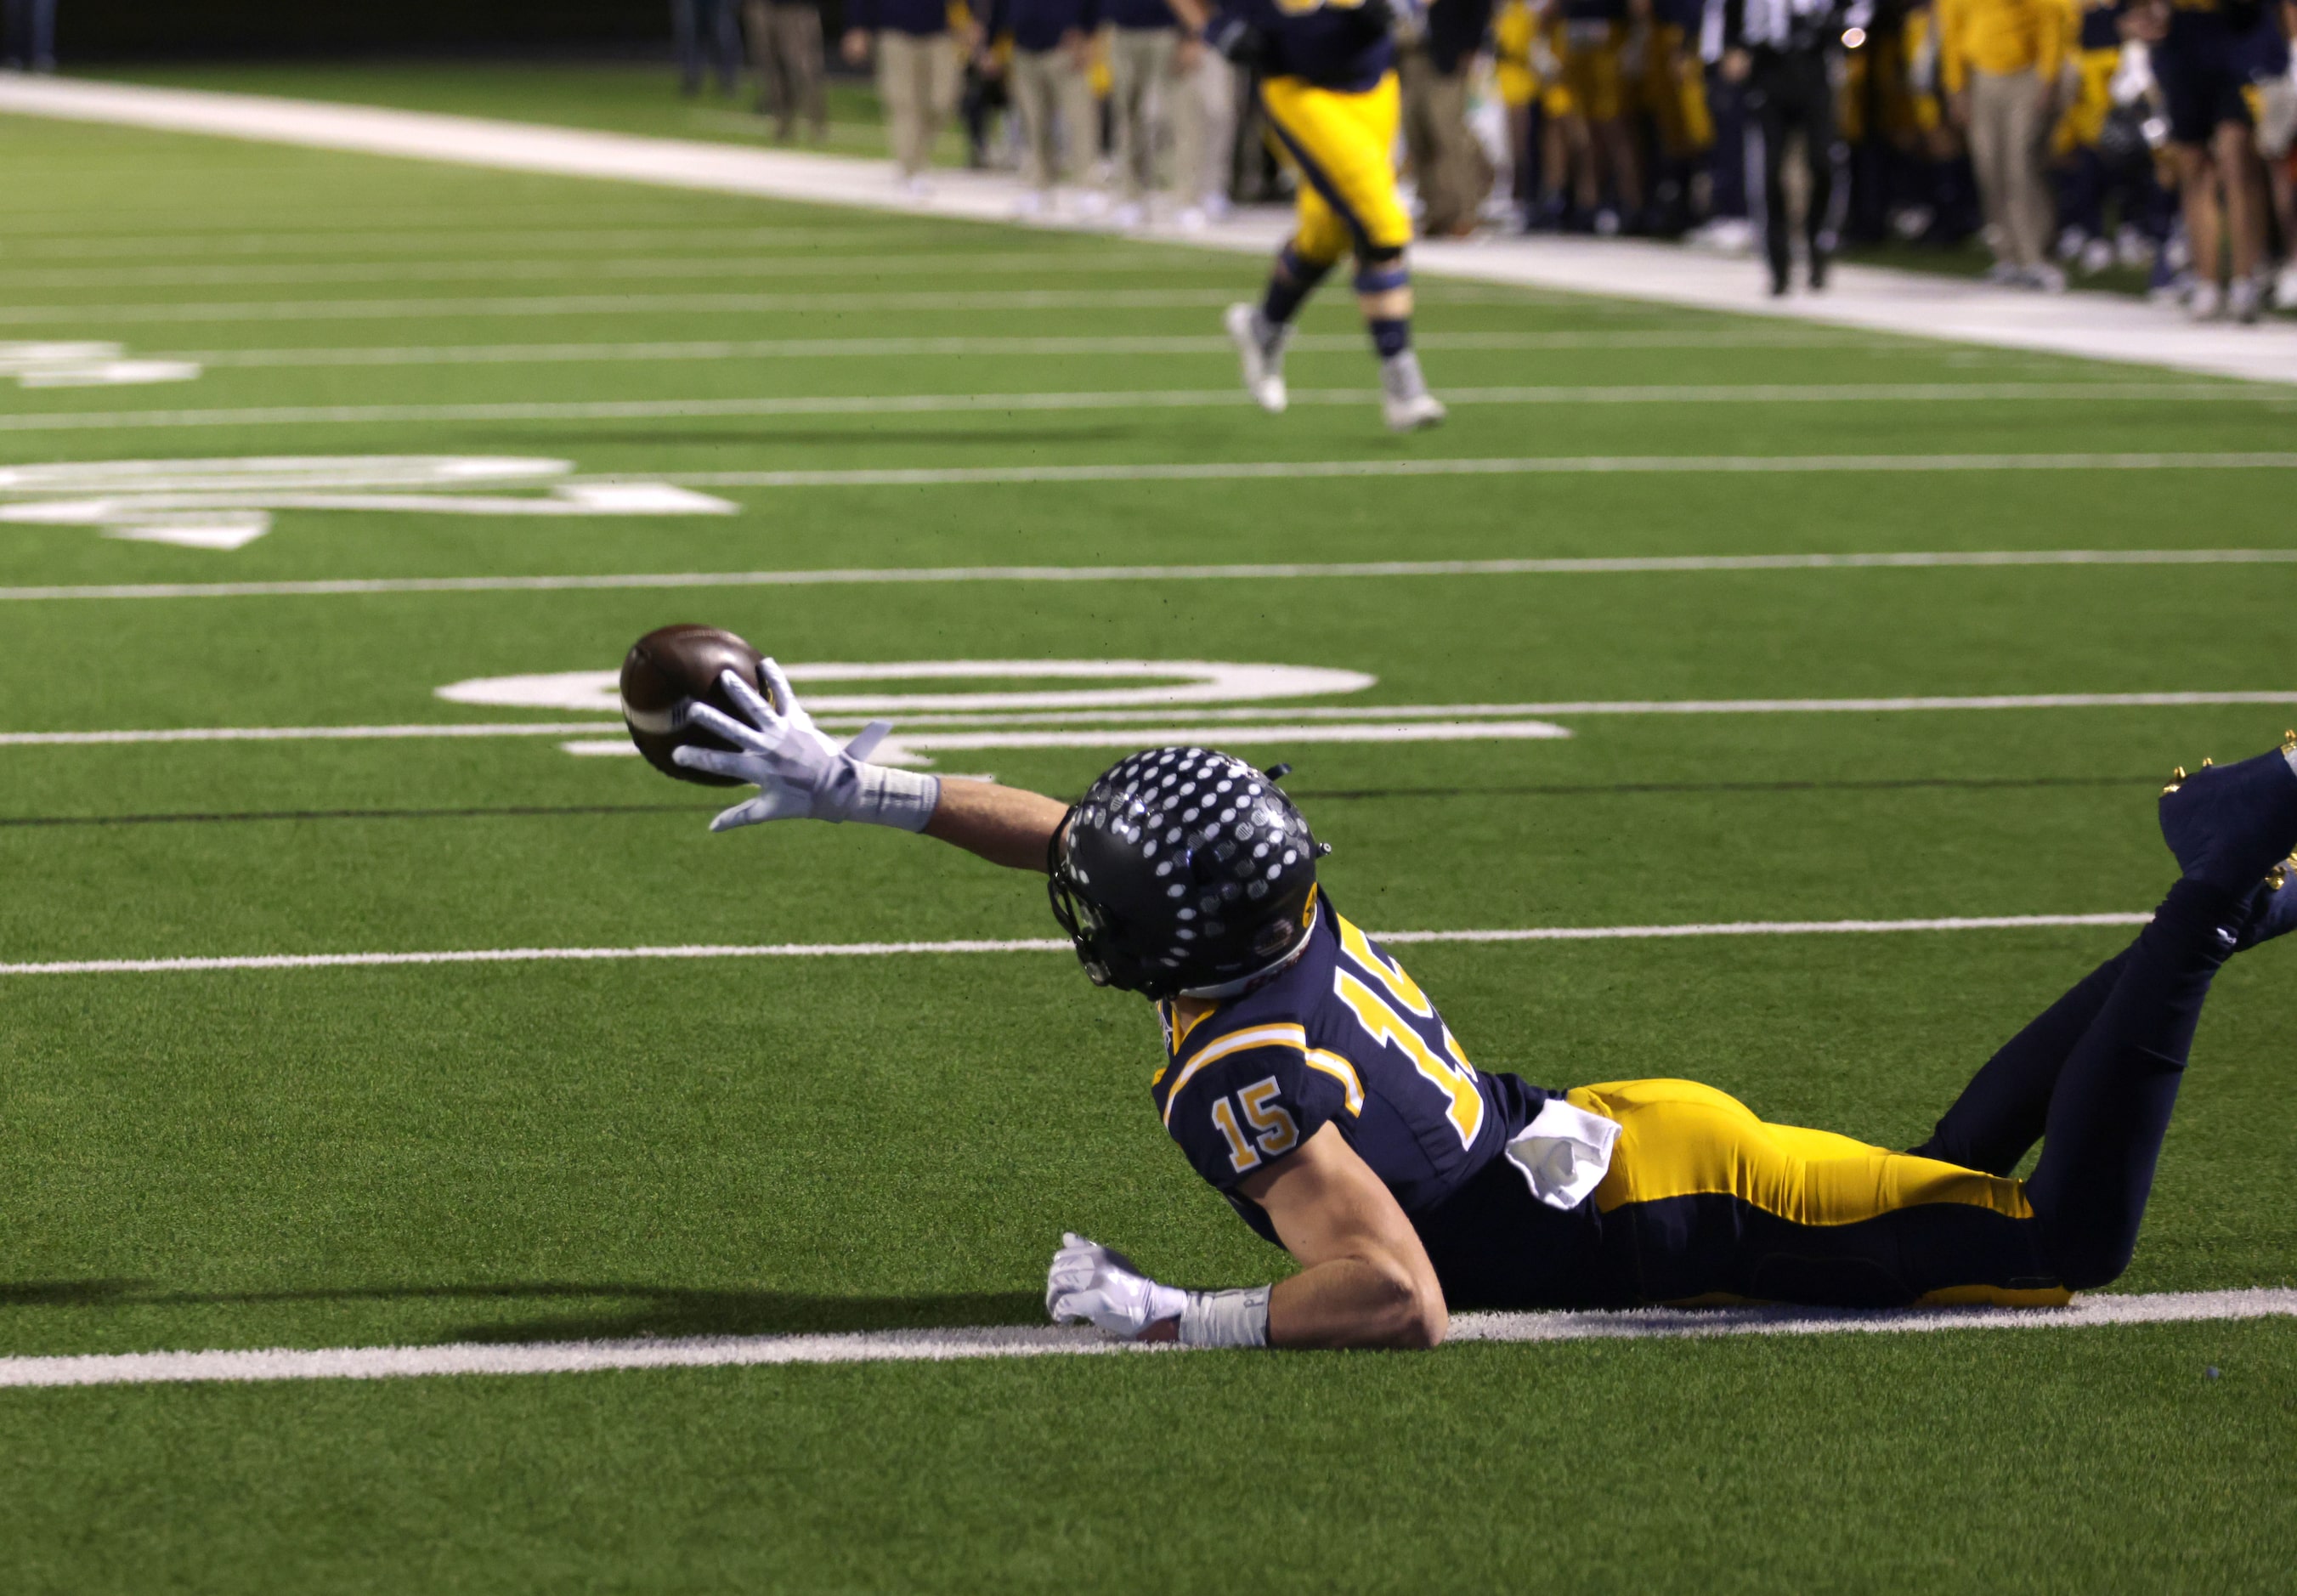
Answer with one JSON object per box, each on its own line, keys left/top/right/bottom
{"left": 1161, "top": 1023, "right": 1312, "bottom": 1127}
{"left": 1303, "top": 1048, "right": 1366, "bottom": 1116}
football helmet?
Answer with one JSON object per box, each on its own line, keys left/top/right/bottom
{"left": 1048, "top": 747, "right": 1327, "bottom": 999}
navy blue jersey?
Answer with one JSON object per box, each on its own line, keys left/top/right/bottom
{"left": 1151, "top": 897, "right": 1553, "bottom": 1246}
{"left": 1213, "top": 0, "right": 1395, "bottom": 89}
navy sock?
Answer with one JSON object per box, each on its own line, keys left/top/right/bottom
{"left": 1260, "top": 246, "right": 1328, "bottom": 326}
{"left": 1368, "top": 317, "right": 1411, "bottom": 359}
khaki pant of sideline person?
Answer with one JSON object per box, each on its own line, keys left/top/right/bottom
{"left": 1010, "top": 46, "right": 1096, "bottom": 193}
{"left": 1167, "top": 48, "right": 1232, "bottom": 209}
{"left": 878, "top": 30, "right": 961, "bottom": 178}
{"left": 744, "top": 1, "right": 827, "bottom": 141}
{"left": 1106, "top": 26, "right": 1178, "bottom": 204}
{"left": 1967, "top": 66, "right": 2051, "bottom": 271}
{"left": 1398, "top": 42, "right": 1492, "bottom": 236}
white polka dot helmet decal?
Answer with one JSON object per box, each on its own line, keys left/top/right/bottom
{"left": 1045, "top": 748, "right": 1327, "bottom": 999}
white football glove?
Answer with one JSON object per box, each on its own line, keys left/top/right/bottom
{"left": 1045, "top": 1232, "right": 1186, "bottom": 1340}
{"left": 672, "top": 660, "right": 936, "bottom": 833}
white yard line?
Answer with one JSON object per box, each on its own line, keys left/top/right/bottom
{"left": 643, "top": 452, "right": 2297, "bottom": 489}
{"left": 171, "top": 329, "right": 1896, "bottom": 369}
{"left": 0, "top": 1287, "right": 2286, "bottom": 1389}
{"left": 2, "top": 75, "right": 2292, "bottom": 384}
{"left": 0, "top": 288, "right": 1264, "bottom": 326}
{"left": 4, "top": 692, "right": 2292, "bottom": 748}
{"left": 0, "top": 251, "right": 1200, "bottom": 289}
{"left": 0, "top": 225, "right": 900, "bottom": 257}
{"left": 6, "top": 547, "right": 2291, "bottom": 603}
{"left": 0, "top": 915, "right": 2155, "bottom": 977}
{"left": 792, "top": 691, "right": 2297, "bottom": 727}
{"left": 0, "top": 382, "right": 2262, "bottom": 435}
{"left": 0, "top": 722, "right": 620, "bottom": 746}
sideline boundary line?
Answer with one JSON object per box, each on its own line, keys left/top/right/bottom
{"left": 0, "top": 1288, "right": 2287, "bottom": 1388}
{"left": 0, "top": 915, "right": 2154, "bottom": 976}
{"left": 6, "top": 547, "right": 2294, "bottom": 603}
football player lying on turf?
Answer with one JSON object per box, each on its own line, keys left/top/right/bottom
{"left": 676, "top": 664, "right": 2297, "bottom": 1350}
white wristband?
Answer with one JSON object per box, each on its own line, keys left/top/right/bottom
{"left": 818, "top": 759, "right": 942, "bottom": 831}
{"left": 1179, "top": 1285, "right": 1272, "bottom": 1348}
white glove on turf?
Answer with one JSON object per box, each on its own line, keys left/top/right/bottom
{"left": 674, "top": 661, "right": 939, "bottom": 833}
{"left": 1045, "top": 1232, "right": 1186, "bottom": 1340}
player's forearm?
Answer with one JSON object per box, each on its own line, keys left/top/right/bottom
{"left": 920, "top": 778, "right": 1071, "bottom": 872}
{"left": 1268, "top": 1255, "right": 1448, "bottom": 1350}
{"left": 1166, "top": 0, "right": 1211, "bottom": 36}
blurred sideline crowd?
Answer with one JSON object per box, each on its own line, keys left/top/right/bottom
{"left": 680, "top": 0, "right": 2297, "bottom": 320}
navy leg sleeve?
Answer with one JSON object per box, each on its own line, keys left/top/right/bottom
{"left": 2023, "top": 879, "right": 2240, "bottom": 1288}
{"left": 1911, "top": 948, "right": 2132, "bottom": 1174}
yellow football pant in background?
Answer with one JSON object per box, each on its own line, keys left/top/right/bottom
{"left": 1259, "top": 72, "right": 1413, "bottom": 266}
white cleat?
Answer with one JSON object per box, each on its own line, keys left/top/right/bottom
{"left": 1383, "top": 389, "right": 1448, "bottom": 433}
{"left": 1224, "top": 302, "right": 1288, "bottom": 414}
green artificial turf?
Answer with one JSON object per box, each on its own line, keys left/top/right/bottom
{"left": 1, "top": 103, "right": 2294, "bottom": 1591}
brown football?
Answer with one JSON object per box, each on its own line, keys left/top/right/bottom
{"left": 619, "top": 623, "right": 773, "bottom": 785}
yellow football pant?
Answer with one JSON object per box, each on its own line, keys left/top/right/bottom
{"left": 1568, "top": 1078, "right": 2073, "bottom": 1307}
{"left": 1259, "top": 72, "right": 1414, "bottom": 266}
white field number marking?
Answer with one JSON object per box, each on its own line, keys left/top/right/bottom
{"left": 431, "top": 659, "right": 1576, "bottom": 764}
{"left": 0, "top": 455, "right": 734, "bottom": 550}
{"left": 0, "top": 341, "right": 201, "bottom": 388}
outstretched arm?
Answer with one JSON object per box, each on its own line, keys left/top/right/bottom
{"left": 924, "top": 778, "right": 1069, "bottom": 873}
{"left": 676, "top": 664, "right": 1068, "bottom": 871}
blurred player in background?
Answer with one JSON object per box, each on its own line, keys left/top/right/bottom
{"left": 745, "top": 0, "right": 831, "bottom": 140}
{"left": 988, "top": 0, "right": 1100, "bottom": 215}
{"left": 2125, "top": 0, "right": 2275, "bottom": 320}
{"left": 671, "top": 666, "right": 2297, "bottom": 1350}
{"left": 1400, "top": 0, "right": 1500, "bottom": 237}
{"left": 674, "top": 0, "right": 747, "bottom": 96}
{"left": 2051, "top": 0, "right": 2170, "bottom": 275}
{"left": 1494, "top": 0, "right": 1546, "bottom": 217}
{"left": 1556, "top": 0, "right": 1646, "bottom": 231}
{"left": 1939, "top": 0, "right": 2067, "bottom": 289}
{"left": 1101, "top": 0, "right": 1186, "bottom": 227}
{"left": 2, "top": 0, "right": 57, "bottom": 71}
{"left": 1628, "top": 0, "right": 1716, "bottom": 230}
{"left": 846, "top": 0, "right": 974, "bottom": 191}
{"left": 1176, "top": 0, "right": 1450, "bottom": 432}
{"left": 1706, "top": 0, "right": 1871, "bottom": 293}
